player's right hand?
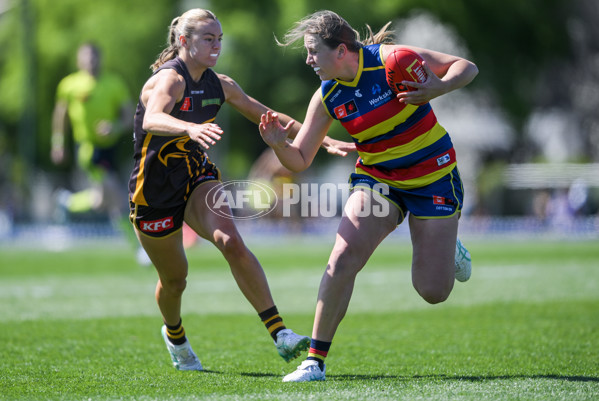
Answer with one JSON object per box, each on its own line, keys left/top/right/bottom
{"left": 259, "top": 111, "right": 295, "bottom": 149}
{"left": 188, "top": 123, "right": 223, "bottom": 149}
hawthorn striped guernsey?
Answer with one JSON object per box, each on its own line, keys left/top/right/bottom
{"left": 128, "top": 57, "right": 225, "bottom": 208}
{"left": 320, "top": 44, "right": 456, "bottom": 190}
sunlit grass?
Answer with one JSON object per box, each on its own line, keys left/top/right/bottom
{"left": 0, "top": 238, "right": 598, "bottom": 400}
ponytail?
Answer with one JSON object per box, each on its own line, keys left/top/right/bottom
{"left": 150, "top": 9, "right": 218, "bottom": 71}
{"left": 280, "top": 11, "right": 394, "bottom": 52}
{"left": 150, "top": 16, "right": 181, "bottom": 71}
{"left": 362, "top": 22, "right": 395, "bottom": 46}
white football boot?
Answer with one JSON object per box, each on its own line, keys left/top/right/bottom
{"left": 275, "top": 329, "right": 310, "bottom": 362}
{"left": 283, "top": 360, "right": 326, "bottom": 382}
{"left": 161, "top": 325, "right": 203, "bottom": 371}
{"left": 455, "top": 238, "right": 472, "bottom": 282}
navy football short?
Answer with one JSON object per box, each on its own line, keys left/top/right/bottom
{"left": 348, "top": 167, "right": 464, "bottom": 224}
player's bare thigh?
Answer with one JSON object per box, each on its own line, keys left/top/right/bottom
{"left": 135, "top": 228, "right": 187, "bottom": 282}
{"left": 183, "top": 181, "right": 241, "bottom": 244}
{"left": 330, "top": 188, "right": 400, "bottom": 269}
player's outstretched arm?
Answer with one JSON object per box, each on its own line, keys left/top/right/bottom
{"left": 260, "top": 90, "right": 333, "bottom": 172}
{"left": 259, "top": 111, "right": 304, "bottom": 171}
{"left": 221, "top": 73, "right": 354, "bottom": 157}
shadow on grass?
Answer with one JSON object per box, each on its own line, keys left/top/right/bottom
{"left": 199, "top": 369, "right": 225, "bottom": 375}
{"left": 328, "top": 374, "right": 599, "bottom": 383}
{"left": 236, "top": 371, "right": 599, "bottom": 382}
{"left": 240, "top": 372, "right": 280, "bottom": 378}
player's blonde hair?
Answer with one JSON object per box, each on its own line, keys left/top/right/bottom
{"left": 279, "top": 10, "right": 394, "bottom": 51}
{"left": 151, "top": 8, "right": 218, "bottom": 71}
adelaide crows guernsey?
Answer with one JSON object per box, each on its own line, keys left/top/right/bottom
{"left": 320, "top": 44, "right": 456, "bottom": 189}
{"left": 128, "top": 57, "right": 225, "bottom": 208}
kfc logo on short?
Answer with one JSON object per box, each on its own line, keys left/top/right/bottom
{"left": 141, "top": 217, "right": 174, "bottom": 233}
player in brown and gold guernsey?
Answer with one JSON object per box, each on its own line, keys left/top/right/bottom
{"left": 127, "top": 8, "right": 355, "bottom": 371}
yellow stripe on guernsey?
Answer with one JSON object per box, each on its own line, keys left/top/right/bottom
{"left": 321, "top": 48, "right": 369, "bottom": 117}
{"left": 359, "top": 123, "right": 447, "bottom": 166}
{"left": 356, "top": 161, "right": 456, "bottom": 190}
{"left": 351, "top": 104, "right": 419, "bottom": 143}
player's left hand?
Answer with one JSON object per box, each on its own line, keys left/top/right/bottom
{"left": 321, "top": 137, "right": 356, "bottom": 157}
{"left": 397, "top": 61, "right": 444, "bottom": 105}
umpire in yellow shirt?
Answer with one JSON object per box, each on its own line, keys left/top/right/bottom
{"left": 51, "top": 42, "right": 132, "bottom": 222}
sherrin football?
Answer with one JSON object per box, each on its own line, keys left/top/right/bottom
{"left": 385, "top": 48, "right": 428, "bottom": 95}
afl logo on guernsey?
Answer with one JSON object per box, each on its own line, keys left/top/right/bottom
{"left": 334, "top": 99, "right": 358, "bottom": 119}
{"left": 180, "top": 97, "right": 193, "bottom": 111}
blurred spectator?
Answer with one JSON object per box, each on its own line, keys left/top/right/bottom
{"left": 51, "top": 43, "right": 150, "bottom": 264}
{"left": 51, "top": 42, "right": 132, "bottom": 225}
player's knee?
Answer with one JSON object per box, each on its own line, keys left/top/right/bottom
{"left": 329, "top": 245, "right": 367, "bottom": 273}
{"left": 326, "top": 255, "right": 363, "bottom": 283}
{"left": 422, "top": 291, "right": 449, "bottom": 305}
{"left": 415, "top": 284, "right": 451, "bottom": 304}
{"left": 162, "top": 277, "right": 187, "bottom": 296}
{"left": 214, "top": 231, "right": 247, "bottom": 259}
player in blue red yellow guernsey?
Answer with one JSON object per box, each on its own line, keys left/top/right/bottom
{"left": 127, "top": 9, "right": 354, "bottom": 372}
{"left": 259, "top": 11, "right": 478, "bottom": 382}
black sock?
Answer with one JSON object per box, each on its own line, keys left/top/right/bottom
{"left": 258, "top": 306, "right": 286, "bottom": 341}
{"left": 164, "top": 319, "right": 187, "bottom": 345}
{"left": 306, "top": 339, "right": 331, "bottom": 370}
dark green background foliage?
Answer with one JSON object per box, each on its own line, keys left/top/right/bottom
{"left": 0, "top": 0, "right": 572, "bottom": 176}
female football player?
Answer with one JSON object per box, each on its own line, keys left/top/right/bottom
{"left": 259, "top": 10, "right": 478, "bottom": 382}
{"left": 128, "top": 8, "right": 354, "bottom": 371}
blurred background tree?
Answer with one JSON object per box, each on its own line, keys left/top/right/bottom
{"left": 0, "top": 0, "right": 596, "bottom": 223}
{"left": 0, "top": 0, "right": 177, "bottom": 221}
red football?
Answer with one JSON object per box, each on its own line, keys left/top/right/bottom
{"left": 385, "top": 48, "right": 428, "bottom": 95}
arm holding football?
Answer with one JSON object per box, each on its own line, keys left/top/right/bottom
{"left": 405, "top": 58, "right": 478, "bottom": 100}
{"left": 383, "top": 45, "right": 478, "bottom": 105}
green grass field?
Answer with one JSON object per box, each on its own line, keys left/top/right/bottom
{"left": 1, "top": 234, "right": 598, "bottom": 400}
